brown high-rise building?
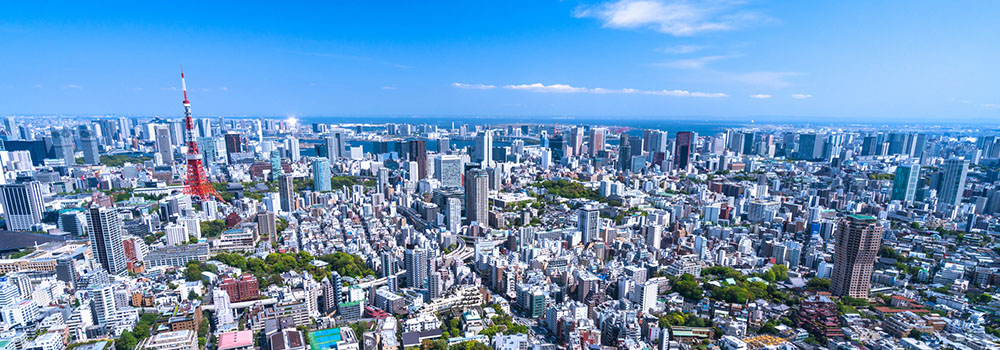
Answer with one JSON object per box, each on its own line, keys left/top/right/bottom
{"left": 831, "top": 215, "right": 883, "bottom": 299}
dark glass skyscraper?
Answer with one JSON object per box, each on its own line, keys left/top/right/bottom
{"left": 673, "top": 131, "right": 693, "bottom": 170}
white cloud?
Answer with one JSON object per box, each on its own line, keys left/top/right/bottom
{"left": 654, "top": 54, "right": 737, "bottom": 69}
{"left": 983, "top": 103, "right": 1000, "bottom": 109}
{"left": 791, "top": 93, "right": 812, "bottom": 99}
{"left": 749, "top": 94, "right": 771, "bottom": 99}
{"left": 62, "top": 84, "right": 82, "bottom": 89}
{"left": 503, "top": 83, "right": 589, "bottom": 93}
{"left": 457, "top": 82, "right": 727, "bottom": 97}
{"left": 658, "top": 44, "right": 707, "bottom": 54}
{"left": 451, "top": 82, "right": 496, "bottom": 90}
{"left": 382, "top": 85, "right": 397, "bottom": 90}
{"left": 575, "top": 0, "right": 768, "bottom": 36}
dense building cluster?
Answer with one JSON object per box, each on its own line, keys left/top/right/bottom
{"left": 0, "top": 114, "right": 997, "bottom": 350}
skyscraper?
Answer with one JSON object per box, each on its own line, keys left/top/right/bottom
{"left": 570, "top": 126, "right": 584, "bottom": 156}
{"left": 647, "top": 130, "right": 668, "bottom": 154}
{"left": 50, "top": 127, "right": 75, "bottom": 165}
{"left": 588, "top": 127, "right": 606, "bottom": 156}
{"left": 403, "top": 248, "right": 428, "bottom": 289}
{"left": 257, "top": 211, "right": 277, "bottom": 242}
{"left": 87, "top": 206, "right": 126, "bottom": 276}
{"left": 288, "top": 137, "right": 301, "bottom": 161}
{"left": 578, "top": 206, "right": 599, "bottom": 244}
{"left": 617, "top": 134, "right": 631, "bottom": 171}
{"left": 0, "top": 181, "right": 45, "bottom": 231}
{"left": 831, "top": 215, "right": 883, "bottom": 299}
{"left": 938, "top": 158, "right": 968, "bottom": 211}
{"left": 224, "top": 133, "right": 245, "bottom": 163}
{"left": 435, "top": 155, "right": 463, "bottom": 188}
{"left": 891, "top": 163, "right": 920, "bottom": 204}
{"left": 278, "top": 173, "right": 295, "bottom": 212}
{"left": 313, "top": 158, "right": 332, "bottom": 192}
{"left": 797, "top": 133, "right": 824, "bottom": 160}
{"left": 428, "top": 271, "right": 443, "bottom": 301}
{"left": 408, "top": 140, "right": 428, "bottom": 179}
{"left": 673, "top": 131, "right": 693, "bottom": 170}
{"left": 464, "top": 168, "right": 489, "bottom": 225}
{"left": 475, "top": 129, "right": 493, "bottom": 167}
{"left": 79, "top": 124, "right": 100, "bottom": 165}
{"left": 269, "top": 150, "right": 282, "bottom": 182}
{"left": 326, "top": 129, "right": 347, "bottom": 160}
{"left": 154, "top": 124, "right": 174, "bottom": 164}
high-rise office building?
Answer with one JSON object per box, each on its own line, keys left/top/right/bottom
{"left": 588, "top": 127, "right": 606, "bottom": 156}
{"left": 79, "top": 124, "right": 100, "bottom": 165}
{"left": 618, "top": 134, "right": 632, "bottom": 171}
{"left": 673, "top": 131, "right": 693, "bottom": 170}
{"left": 288, "top": 137, "right": 301, "bottom": 162}
{"left": 831, "top": 215, "right": 883, "bottom": 299}
{"left": 269, "top": 150, "right": 282, "bottom": 182}
{"left": 257, "top": 211, "right": 277, "bottom": 242}
{"left": 326, "top": 129, "right": 347, "bottom": 160}
{"left": 87, "top": 206, "right": 127, "bottom": 276}
{"left": 475, "top": 129, "right": 493, "bottom": 167}
{"left": 435, "top": 155, "right": 463, "bottom": 188}
{"left": 570, "top": 126, "right": 584, "bottom": 156}
{"left": 797, "top": 133, "right": 824, "bottom": 160}
{"left": 278, "top": 173, "right": 295, "bottom": 212}
{"left": 313, "top": 158, "right": 332, "bottom": 192}
{"left": 408, "top": 140, "right": 428, "bottom": 179}
{"left": 647, "top": 130, "right": 668, "bottom": 153}
{"left": 154, "top": 124, "right": 174, "bottom": 164}
{"left": 0, "top": 181, "right": 45, "bottom": 231}
{"left": 464, "top": 168, "right": 489, "bottom": 225}
{"left": 938, "top": 158, "right": 968, "bottom": 211}
{"left": 861, "top": 135, "right": 879, "bottom": 156}
{"left": 891, "top": 164, "right": 920, "bottom": 204}
{"left": 51, "top": 127, "right": 75, "bottom": 165}
{"left": 224, "top": 132, "right": 249, "bottom": 164}
{"left": 428, "top": 271, "right": 443, "bottom": 301}
{"left": 578, "top": 206, "right": 599, "bottom": 244}
{"left": 403, "top": 248, "right": 428, "bottom": 289}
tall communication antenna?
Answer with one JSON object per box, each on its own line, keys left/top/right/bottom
{"left": 180, "top": 66, "right": 226, "bottom": 203}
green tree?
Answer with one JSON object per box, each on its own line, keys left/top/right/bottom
{"left": 769, "top": 264, "right": 789, "bottom": 282}
{"left": 758, "top": 321, "right": 779, "bottom": 335}
{"left": 805, "top": 278, "right": 831, "bottom": 291}
{"left": 672, "top": 274, "right": 703, "bottom": 301}
{"left": 115, "top": 331, "right": 138, "bottom": 350}
{"left": 200, "top": 220, "right": 227, "bottom": 238}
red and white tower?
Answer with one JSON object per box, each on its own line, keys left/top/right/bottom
{"left": 180, "top": 67, "right": 226, "bottom": 203}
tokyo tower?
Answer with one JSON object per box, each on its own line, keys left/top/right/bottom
{"left": 180, "top": 67, "right": 226, "bottom": 203}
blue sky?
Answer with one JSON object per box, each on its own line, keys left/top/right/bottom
{"left": 0, "top": 1, "right": 997, "bottom": 122}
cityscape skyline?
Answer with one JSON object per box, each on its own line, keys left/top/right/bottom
{"left": 2, "top": 3, "right": 1000, "bottom": 350}
{"left": 2, "top": 1, "right": 999, "bottom": 121}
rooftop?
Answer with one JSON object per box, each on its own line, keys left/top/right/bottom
{"left": 218, "top": 330, "right": 254, "bottom": 349}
